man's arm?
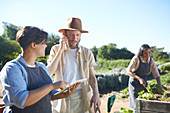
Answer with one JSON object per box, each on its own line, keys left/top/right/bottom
{"left": 47, "top": 45, "right": 63, "bottom": 76}
{"left": 89, "top": 67, "right": 99, "bottom": 96}
{"left": 89, "top": 66, "right": 101, "bottom": 113}
{"left": 47, "top": 35, "right": 68, "bottom": 76}
{"left": 156, "top": 76, "right": 164, "bottom": 93}
{"left": 150, "top": 59, "right": 164, "bottom": 93}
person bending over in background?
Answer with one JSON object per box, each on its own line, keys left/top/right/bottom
{"left": 0, "top": 26, "right": 80, "bottom": 113}
{"left": 127, "top": 44, "right": 164, "bottom": 113}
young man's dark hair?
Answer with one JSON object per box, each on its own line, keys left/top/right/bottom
{"left": 16, "top": 26, "right": 48, "bottom": 50}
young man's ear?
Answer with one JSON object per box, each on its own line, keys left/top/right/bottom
{"left": 30, "top": 42, "right": 36, "bottom": 49}
{"left": 63, "top": 30, "right": 67, "bottom": 37}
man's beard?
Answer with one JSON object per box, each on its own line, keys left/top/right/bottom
{"left": 69, "top": 39, "right": 81, "bottom": 49}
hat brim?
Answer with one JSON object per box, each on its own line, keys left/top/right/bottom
{"left": 58, "top": 28, "right": 88, "bottom": 33}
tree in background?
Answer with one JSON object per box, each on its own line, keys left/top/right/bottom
{"left": 118, "top": 47, "right": 135, "bottom": 59}
{"left": 0, "top": 22, "right": 22, "bottom": 69}
{"left": 97, "top": 43, "right": 134, "bottom": 60}
{"left": 150, "top": 46, "right": 169, "bottom": 60}
{"left": 46, "top": 33, "right": 60, "bottom": 55}
{"left": 98, "top": 45, "right": 110, "bottom": 60}
{"left": 91, "top": 46, "right": 98, "bottom": 61}
{"left": 107, "top": 43, "right": 118, "bottom": 60}
{"left": 1, "top": 22, "right": 21, "bottom": 40}
{"left": 1, "top": 22, "right": 169, "bottom": 69}
{"left": 37, "top": 33, "right": 60, "bottom": 64}
{"left": 0, "top": 38, "right": 21, "bottom": 68}
{"left": 0, "top": 22, "right": 61, "bottom": 68}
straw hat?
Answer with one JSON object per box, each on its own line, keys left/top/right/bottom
{"left": 58, "top": 17, "right": 88, "bottom": 33}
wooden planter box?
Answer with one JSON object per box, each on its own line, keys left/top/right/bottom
{"left": 136, "top": 98, "right": 170, "bottom": 113}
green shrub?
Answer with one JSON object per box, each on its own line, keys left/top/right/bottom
{"left": 160, "top": 65, "right": 166, "bottom": 73}
{"left": 95, "top": 59, "right": 130, "bottom": 71}
{"left": 36, "top": 55, "right": 49, "bottom": 65}
{"left": 121, "top": 87, "right": 129, "bottom": 98}
{"left": 138, "top": 90, "right": 155, "bottom": 100}
{"left": 107, "top": 67, "right": 112, "bottom": 70}
{"left": 165, "top": 64, "right": 170, "bottom": 72}
{"left": 161, "top": 72, "right": 170, "bottom": 84}
{"left": 147, "top": 73, "right": 170, "bottom": 93}
{"left": 117, "top": 107, "right": 133, "bottom": 113}
{"left": 148, "top": 80, "right": 161, "bottom": 94}
{"left": 0, "top": 63, "right": 1, "bottom": 70}
{"left": 160, "top": 64, "right": 170, "bottom": 73}
{"left": 156, "top": 59, "right": 170, "bottom": 64}
{"left": 109, "top": 59, "right": 130, "bottom": 68}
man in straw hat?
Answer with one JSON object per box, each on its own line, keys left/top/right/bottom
{"left": 47, "top": 17, "right": 101, "bottom": 113}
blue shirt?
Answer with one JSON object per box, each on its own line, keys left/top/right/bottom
{"left": 0, "top": 55, "right": 54, "bottom": 109}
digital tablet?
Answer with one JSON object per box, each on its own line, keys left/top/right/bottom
{"left": 53, "top": 78, "right": 88, "bottom": 95}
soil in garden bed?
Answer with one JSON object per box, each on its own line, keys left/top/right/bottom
{"left": 154, "top": 93, "right": 170, "bottom": 102}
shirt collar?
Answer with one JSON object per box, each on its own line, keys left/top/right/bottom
{"left": 17, "top": 55, "right": 28, "bottom": 65}
{"left": 64, "top": 44, "right": 82, "bottom": 54}
{"left": 140, "top": 56, "right": 150, "bottom": 63}
{"left": 77, "top": 44, "right": 81, "bottom": 53}
{"left": 17, "top": 54, "right": 39, "bottom": 67}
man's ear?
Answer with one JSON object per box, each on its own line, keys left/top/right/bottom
{"left": 30, "top": 42, "right": 36, "bottom": 49}
{"left": 63, "top": 31, "right": 66, "bottom": 36}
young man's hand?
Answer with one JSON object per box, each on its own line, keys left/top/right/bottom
{"left": 52, "top": 81, "right": 69, "bottom": 90}
{"left": 62, "top": 82, "right": 81, "bottom": 98}
{"left": 51, "top": 82, "right": 81, "bottom": 100}
{"left": 59, "top": 31, "right": 69, "bottom": 50}
{"left": 90, "top": 92, "right": 101, "bottom": 113}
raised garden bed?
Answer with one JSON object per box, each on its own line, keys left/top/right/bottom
{"left": 136, "top": 98, "right": 170, "bottom": 113}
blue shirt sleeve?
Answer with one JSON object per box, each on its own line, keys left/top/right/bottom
{"left": 1, "top": 61, "right": 29, "bottom": 109}
{"left": 51, "top": 90, "right": 58, "bottom": 95}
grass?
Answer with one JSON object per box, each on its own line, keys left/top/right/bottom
{"left": 95, "top": 59, "right": 130, "bottom": 72}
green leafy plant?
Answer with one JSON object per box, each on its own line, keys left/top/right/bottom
{"left": 138, "top": 90, "right": 145, "bottom": 98}
{"left": 162, "top": 92, "right": 167, "bottom": 99}
{"left": 148, "top": 81, "right": 160, "bottom": 94}
{"left": 147, "top": 73, "right": 169, "bottom": 94}
{"left": 160, "top": 65, "right": 170, "bottom": 73}
{"left": 121, "top": 88, "right": 129, "bottom": 98}
{"left": 161, "top": 72, "right": 170, "bottom": 84}
{"left": 117, "top": 107, "right": 133, "bottom": 113}
{"left": 138, "top": 90, "right": 155, "bottom": 100}
{"left": 167, "top": 97, "right": 170, "bottom": 100}
{"left": 107, "top": 67, "right": 112, "bottom": 70}
{"left": 141, "top": 92, "right": 155, "bottom": 100}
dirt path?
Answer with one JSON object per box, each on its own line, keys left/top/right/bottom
{"left": 100, "top": 91, "right": 133, "bottom": 113}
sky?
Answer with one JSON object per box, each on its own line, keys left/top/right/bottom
{"left": 0, "top": 0, "right": 170, "bottom": 54}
